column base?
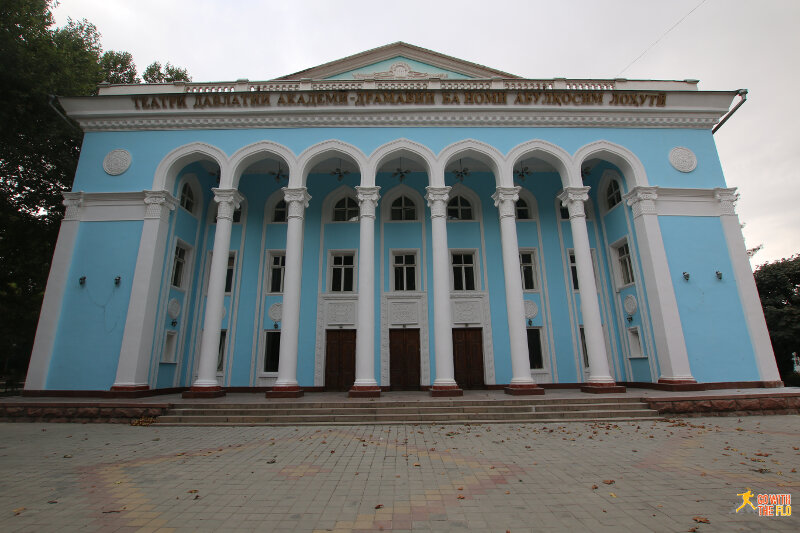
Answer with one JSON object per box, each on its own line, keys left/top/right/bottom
{"left": 182, "top": 386, "right": 226, "bottom": 399}
{"left": 348, "top": 385, "right": 381, "bottom": 398}
{"left": 580, "top": 382, "right": 626, "bottom": 394}
{"left": 431, "top": 384, "right": 463, "bottom": 397}
{"left": 504, "top": 384, "right": 545, "bottom": 396}
{"left": 266, "top": 385, "right": 304, "bottom": 398}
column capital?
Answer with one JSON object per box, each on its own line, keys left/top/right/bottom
{"left": 144, "top": 190, "right": 177, "bottom": 220}
{"left": 212, "top": 188, "right": 244, "bottom": 221}
{"left": 282, "top": 187, "right": 311, "bottom": 220}
{"left": 62, "top": 192, "right": 84, "bottom": 221}
{"left": 624, "top": 186, "right": 659, "bottom": 218}
{"left": 713, "top": 187, "right": 739, "bottom": 216}
{"left": 356, "top": 186, "right": 381, "bottom": 219}
{"left": 492, "top": 186, "right": 521, "bottom": 219}
{"left": 425, "top": 186, "right": 452, "bottom": 218}
{"left": 557, "top": 186, "right": 590, "bottom": 219}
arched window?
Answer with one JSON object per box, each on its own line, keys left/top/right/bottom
{"left": 333, "top": 197, "right": 359, "bottom": 221}
{"left": 390, "top": 196, "right": 416, "bottom": 221}
{"left": 447, "top": 196, "right": 472, "bottom": 220}
{"left": 273, "top": 200, "right": 287, "bottom": 222}
{"left": 516, "top": 198, "right": 530, "bottom": 220}
{"left": 179, "top": 182, "right": 195, "bottom": 213}
{"left": 606, "top": 180, "right": 622, "bottom": 210}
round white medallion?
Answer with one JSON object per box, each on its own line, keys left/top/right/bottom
{"left": 623, "top": 294, "right": 638, "bottom": 315}
{"left": 102, "top": 149, "right": 132, "bottom": 176}
{"left": 669, "top": 147, "right": 697, "bottom": 173}
{"left": 167, "top": 298, "right": 181, "bottom": 319}
{"left": 524, "top": 300, "right": 538, "bottom": 319}
{"left": 268, "top": 303, "right": 283, "bottom": 322}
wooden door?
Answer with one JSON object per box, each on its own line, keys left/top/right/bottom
{"left": 390, "top": 328, "right": 421, "bottom": 390}
{"left": 325, "top": 329, "right": 356, "bottom": 391}
{"left": 452, "top": 328, "right": 485, "bottom": 389}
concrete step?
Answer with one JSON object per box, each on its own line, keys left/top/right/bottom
{"left": 533, "top": 402, "right": 650, "bottom": 412}
{"left": 165, "top": 405, "right": 535, "bottom": 416}
{"left": 153, "top": 416, "right": 665, "bottom": 427}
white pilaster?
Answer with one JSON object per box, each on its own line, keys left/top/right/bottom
{"left": 270, "top": 187, "right": 311, "bottom": 396}
{"left": 113, "top": 190, "right": 177, "bottom": 390}
{"left": 558, "top": 187, "right": 616, "bottom": 386}
{"left": 191, "top": 188, "right": 242, "bottom": 393}
{"left": 714, "top": 188, "right": 781, "bottom": 383}
{"left": 25, "top": 193, "right": 84, "bottom": 390}
{"left": 426, "top": 186, "right": 461, "bottom": 395}
{"left": 492, "top": 187, "right": 542, "bottom": 394}
{"left": 625, "top": 186, "right": 695, "bottom": 384}
{"left": 351, "top": 186, "right": 381, "bottom": 396}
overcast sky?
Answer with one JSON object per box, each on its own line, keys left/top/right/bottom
{"left": 52, "top": 0, "right": 800, "bottom": 266}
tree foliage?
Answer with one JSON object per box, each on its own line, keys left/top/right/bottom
{"left": 0, "top": 0, "right": 190, "bottom": 385}
{"left": 753, "top": 254, "right": 800, "bottom": 381}
{"left": 142, "top": 61, "right": 191, "bottom": 83}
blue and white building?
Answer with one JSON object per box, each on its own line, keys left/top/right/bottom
{"left": 26, "top": 43, "right": 781, "bottom": 397}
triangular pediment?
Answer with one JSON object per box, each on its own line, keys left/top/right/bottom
{"left": 275, "top": 42, "right": 520, "bottom": 81}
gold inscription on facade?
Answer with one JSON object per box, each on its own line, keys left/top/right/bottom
{"left": 130, "top": 90, "right": 668, "bottom": 110}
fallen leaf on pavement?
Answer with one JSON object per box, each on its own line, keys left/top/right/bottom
{"left": 692, "top": 516, "right": 710, "bottom": 524}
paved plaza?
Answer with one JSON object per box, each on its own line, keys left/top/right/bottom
{"left": 0, "top": 415, "right": 797, "bottom": 532}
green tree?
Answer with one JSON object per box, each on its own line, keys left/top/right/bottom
{"left": 142, "top": 60, "right": 191, "bottom": 83}
{"left": 100, "top": 50, "right": 139, "bottom": 83}
{"left": 753, "top": 255, "right": 800, "bottom": 383}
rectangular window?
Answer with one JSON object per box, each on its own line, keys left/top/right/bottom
{"left": 579, "top": 326, "right": 589, "bottom": 368}
{"left": 393, "top": 252, "right": 417, "bottom": 291}
{"left": 616, "top": 242, "right": 635, "bottom": 286}
{"left": 225, "top": 253, "right": 235, "bottom": 293}
{"left": 627, "top": 328, "right": 644, "bottom": 358}
{"left": 568, "top": 251, "right": 579, "bottom": 291}
{"left": 519, "top": 250, "right": 538, "bottom": 291}
{"left": 526, "top": 328, "right": 544, "bottom": 370}
{"left": 264, "top": 330, "right": 281, "bottom": 372}
{"left": 217, "top": 330, "right": 227, "bottom": 373}
{"left": 172, "top": 244, "right": 188, "bottom": 288}
{"left": 269, "top": 253, "right": 286, "bottom": 293}
{"left": 330, "top": 252, "right": 355, "bottom": 292}
{"left": 163, "top": 331, "right": 178, "bottom": 363}
{"left": 452, "top": 253, "right": 476, "bottom": 291}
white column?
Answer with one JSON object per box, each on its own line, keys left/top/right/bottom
{"left": 351, "top": 186, "right": 381, "bottom": 396}
{"left": 558, "top": 187, "right": 616, "bottom": 387}
{"left": 113, "top": 190, "right": 177, "bottom": 391}
{"left": 625, "top": 187, "right": 695, "bottom": 384}
{"left": 492, "top": 187, "right": 543, "bottom": 395}
{"left": 190, "top": 188, "right": 242, "bottom": 394}
{"left": 270, "top": 187, "right": 311, "bottom": 397}
{"left": 715, "top": 188, "right": 781, "bottom": 383}
{"left": 426, "top": 186, "right": 461, "bottom": 395}
{"left": 25, "top": 193, "right": 84, "bottom": 391}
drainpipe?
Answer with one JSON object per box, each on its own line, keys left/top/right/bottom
{"left": 712, "top": 89, "right": 747, "bottom": 134}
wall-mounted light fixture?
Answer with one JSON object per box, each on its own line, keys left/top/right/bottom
{"left": 171, "top": 319, "right": 177, "bottom": 327}
{"left": 715, "top": 270, "right": 723, "bottom": 280}
{"left": 527, "top": 319, "right": 533, "bottom": 327}
{"left": 79, "top": 276, "right": 86, "bottom": 286}
{"left": 273, "top": 322, "right": 279, "bottom": 329}
{"left": 626, "top": 315, "right": 633, "bottom": 323}
{"left": 682, "top": 272, "right": 690, "bottom": 281}
{"left": 114, "top": 276, "right": 121, "bottom": 286}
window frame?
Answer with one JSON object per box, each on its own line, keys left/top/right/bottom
{"left": 447, "top": 195, "right": 473, "bottom": 221}
{"left": 612, "top": 240, "right": 635, "bottom": 289}
{"left": 526, "top": 327, "right": 545, "bottom": 371}
{"left": 606, "top": 180, "right": 622, "bottom": 211}
{"left": 332, "top": 196, "right": 359, "bottom": 222}
{"left": 171, "top": 241, "right": 191, "bottom": 290}
{"left": 450, "top": 250, "right": 478, "bottom": 292}
{"left": 390, "top": 249, "right": 419, "bottom": 292}
{"left": 389, "top": 195, "right": 417, "bottom": 221}
{"left": 519, "top": 248, "right": 539, "bottom": 292}
{"left": 267, "top": 251, "right": 286, "bottom": 294}
{"left": 626, "top": 327, "right": 645, "bottom": 359}
{"left": 567, "top": 249, "right": 600, "bottom": 292}
{"left": 328, "top": 250, "right": 357, "bottom": 293}
{"left": 216, "top": 329, "right": 227, "bottom": 374}
{"left": 162, "top": 330, "right": 178, "bottom": 364}
{"left": 179, "top": 182, "right": 195, "bottom": 214}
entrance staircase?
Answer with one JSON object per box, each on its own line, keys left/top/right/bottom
{"left": 153, "top": 396, "right": 662, "bottom": 426}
